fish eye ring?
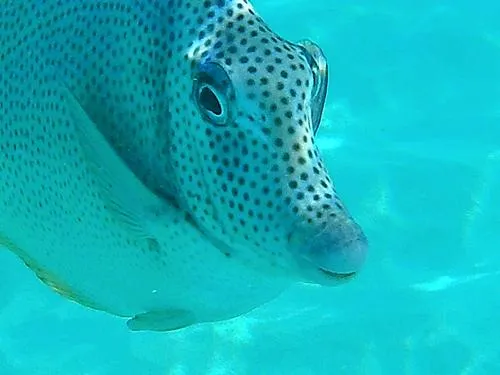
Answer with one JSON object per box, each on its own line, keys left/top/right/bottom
{"left": 192, "top": 61, "right": 232, "bottom": 126}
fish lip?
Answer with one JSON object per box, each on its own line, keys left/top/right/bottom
{"left": 300, "top": 249, "right": 363, "bottom": 285}
{"left": 317, "top": 268, "right": 357, "bottom": 280}
{"left": 287, "top": 219, "right": 367, "bottom": 285}
{"left": 292, "top": 253, "right": 360, "bottom": 286}
{"left": 298, "top": 265, "right": 358, "bottom": 286}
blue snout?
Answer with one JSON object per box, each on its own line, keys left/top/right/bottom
{"left": 291, "top": 217, "right": 368, "bottom": 284}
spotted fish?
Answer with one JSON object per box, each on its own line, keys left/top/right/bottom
{"left": 0, "top": 0, "right": 368, "bottom": 331}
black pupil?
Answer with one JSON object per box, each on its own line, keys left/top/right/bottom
{"left": 200, "top": 86, "right": 222, "bottom": 116}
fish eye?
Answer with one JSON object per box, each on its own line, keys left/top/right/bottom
{"left": 196, "top": 83, "right": 226, "bottom": 125}
{"left": 193, "top": 61, "right": 232, "bottom": 126}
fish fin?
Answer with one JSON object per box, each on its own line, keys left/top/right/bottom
{"left": 1, "top": 232, "right": 104, "bottom": 311}
{"left": 127, "top": 309, "right": 196, "bottom": 332}
{"left": 62, "top": 88, "right": 170, "bottom": 239}
{"left": 30, "top": 262, "right": 105, "bottom": 311}
{"left": 0, "top": 232, "right": 24, "bottom": 254}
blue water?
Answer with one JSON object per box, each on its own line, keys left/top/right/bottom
{"left": 1, "top": 1, "right": 499, "bottom": 374}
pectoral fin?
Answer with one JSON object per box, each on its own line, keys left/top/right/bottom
{"left": 62, "top": 87, "right": 175, "bottom": 240}
{"left": 127, "top": 309, "right": 196, "bottom": 332}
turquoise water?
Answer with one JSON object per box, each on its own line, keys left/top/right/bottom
{"left": 1, "top": 1, "right": 499, "bottom": 374}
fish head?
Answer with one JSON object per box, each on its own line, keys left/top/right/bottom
{"left": 167, "top": 1, "right": 367, "bottom": 285}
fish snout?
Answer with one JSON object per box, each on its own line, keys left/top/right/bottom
{"left": 290, "top": 216, "right": 368, "bottom": 285}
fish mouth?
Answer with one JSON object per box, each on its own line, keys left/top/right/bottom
{"left": 318, "top": 268, "right": 357, "bottom": 280}
{"left": 297, "top": 249, "right": 364, "bottom": 286}
{"left": 289, "top": 218, "right": 367, "bottom": 285}
{"left": 297, "top": 264, "right": 358, "bottom": 286}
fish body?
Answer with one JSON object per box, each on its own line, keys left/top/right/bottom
{"left": 0, "top": 0, "right": 368, "bottom": 331}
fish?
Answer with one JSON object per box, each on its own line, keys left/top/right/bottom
{"left": 0, "top": 0, "right": 368, "bottom": 331}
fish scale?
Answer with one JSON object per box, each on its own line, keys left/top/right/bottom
{"left": 0, "top": 0, "right": 368, "bottom": 331}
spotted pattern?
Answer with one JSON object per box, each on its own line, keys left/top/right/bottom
{"left": 0, "top": 0, "right": 364, "bottom": 307}
{"left": 162, "top": 1, "right": 354, "bottom": 271}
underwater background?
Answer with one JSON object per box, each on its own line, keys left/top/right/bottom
{"left": 0, "top": 0, "right": 498, "bottom": 374}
